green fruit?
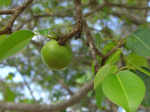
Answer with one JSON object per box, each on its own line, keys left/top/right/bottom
{"left": 41, "top": 40, "right": 72, "bottom": 69}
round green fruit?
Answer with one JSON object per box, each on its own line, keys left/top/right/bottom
{"left": 41, "top": 40, "right": 72, "bottom": 69}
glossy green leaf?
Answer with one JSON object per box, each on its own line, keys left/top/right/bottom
{"left": 95, "top": 33, "right": 102, "bottom": 49}
{"left": 135, "top": 67, "right": 150, "bottom": 77}
{"left": 0, "top": 35, "right": 8, "bottom": 45}
{"left": 102, "top": 70, "right": 145, "bottom": 112}
{"left": 127, "top": 0, "right": 137, "bottom": 5}
{"left": 103, "top": 41, "right": 116, "bottom": 54}
{"left": 38, "top": 29, "right": 49, "bottom": 36}
{"left": 125, "top": 53, "right": 150, "bottom": 76}
{"left": 106, "top": 49, "right": 121, "bottom": 64}
{"left": 37, "top": 29, "right": 57, "bottom": 39}
{"left": 125, "top": 53, "right": 148, "bottom": 67}
{"left": 76, "top": 71, "right": 92, "bottom": 84}
{"left": 94, "top": 64, "right": 118, "bottom": 108}
{"left": 94, "top": 64, "right": 118, "bottom": 89}
{"left": 6, "top": 72, "right": 15, "bottom": 80}
{"left": 95, "top": 86, "right": 104, "bottom": 109}
{"left": 133, "top": 69, "right": 150, "bottom": 106}
{"left": 81, "top": 0, "right": 89, "bottom": 4}
{"left": 4, "top": 88, "right": 16, "bottom": 102}
{"left": 91, "top": 61, "right": 96, "bottom": 75}
{"left": 0, "top": 0, "right": 11, "bottom": 6}
{"left": 0, "top": 30, "right": 34, "bottom": 62}
{"left": 126, "top": 27, "right": 150, "bottom": 57}
{"left": 98, "top": 0, "right": 102, "bottom": 4}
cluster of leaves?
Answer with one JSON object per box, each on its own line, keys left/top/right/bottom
{"left": 94, "top": 27, "right": 150, "bottom": 111}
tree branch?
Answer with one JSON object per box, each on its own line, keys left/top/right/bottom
{"left": 101, "top": 39, "right": 125, "bottom": 65}
{"left": 58, "top": 79, "right": 74, "bottom": 96}
{"left": 110, "top": 11, "right": 145, "bottom": 25}
{"left": 106, "top": 2, "right": 150, "bottom": 10}
{"left": 0, "top": 80, "right": 93, "bottom": 112}
{"left": 21, "top": 75, "right": 37, "bottom": 101}
{"left": 58, "top": 0, "right": 83, "bottom": 45}
{"left": 84, "top": 22, "right": 104, "bottom": 57}
{"left": 83, "top": 21, "right": 104, "bottom": 72}
{"left": 0, "top": 0, "right": 34, "bottom": 35}
{"left": 0, "top": 9, "right": 15, "bottom": 15}
{"left": 34, "top": 13, "right": 72, "bottom": 18}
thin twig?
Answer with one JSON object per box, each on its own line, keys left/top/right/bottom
{"left": 106, "top": 2, "right": 150, "bottom": 10}
{"left": 101, "top": 39, "right": 125, "bottom": 65}
{"left": 58, "top": 79, "right": 74, "bottom": 96}
{"left": 0, "top": 0, "right": 34, "bottom": 35}
{"left": 0, "top": 80, "right": 94, "bottom": 112}
{"left": 0, "top": 9, "right": 15, "bottom": 15}
{"left": 58, "top": 0, "right": 83, "bottom": 45}
{"left": 21, "top": 75, "right": 36, "bottom": 101}
{"left": 83, "top": 21, "right": 104, "bottom": 72}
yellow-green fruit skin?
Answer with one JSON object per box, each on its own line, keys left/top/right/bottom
{"left": 41, "top": 40, "right": 72, "bottom": 69}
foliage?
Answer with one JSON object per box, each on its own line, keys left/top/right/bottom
{"left": 0, "top": 0, "right": 150, "bottom": 112}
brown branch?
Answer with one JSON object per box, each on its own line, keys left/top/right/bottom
{"left": 85, "top": 4, "right": 145, "bottom": 25}
{"left": 0, "top": 9, "right": 15, "bottom": 15}
{"left": 34, "top": 13, "right": 72, "bottom": 18}
{"left": 58, "top": 79, "right": 74, "bottom": 96}
{"left": 144, "top": 0, "right": 150, "bottom": 18}
{"left": 58, "top": 0, "right": 83, "bottom": 45}
{"left": 0, "top": 80, "right": 94, "bottom": 112}
{"left": 83, "top": 21, "right": 104, "bottom": 72}
{"left": 21, "top": 75, "right": 36, "bottom": 101}
{"left": 104, "top": 39, "right": 124, "bottom": 58}
{"left": 84, "top": 22, "right": 104, "bottom": 58}
{"left": 110, "top": 11, "right": 145, "bottom": 25}
{"left": 31, "top": 1, "right": 150, "bottom": 27}
{"left": 32, "top": 3, "right": 145, "bottom": 26}
{"left": 34, "top": 2, "right": 150, "bottom": 18}
{"left": 106, "top": 2, "right": 150, "bottom": 10}
{"left": 0, "top": 0, "right": 34, "bottom": 35}
{"left": 101, "top": 39, "right": 125, "bottom": 65}
{"left": 84, "top": 4, "right": 105, "bottom": 17}
{"left": 34, "top": 4, "right": 104, "bottom": 19}
{"left": 86, "top": 3, "right": 148, "bottom": 25}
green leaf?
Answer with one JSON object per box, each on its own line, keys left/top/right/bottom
{"left": 133, "top": 69, "right": 150, "bottom": 106}
{"left": 95, "top": 33, "right": 102, "bottom": 49}
{"left": 94, "top": 64, "right": 118, "bottom": 108}
{"left": 135, "top": 67, "right": 150, "bottom": 77}
{"left": 4, "top": 87, "right": 16, "bottom": 102}
{"left": 125, "top": 53, "right": 148, "bottom": 67}
{"left": 20, "top": 99, "right": 35, "bottom": 104}
{"left": 126, "top": 27, "right": 150, "bottom": 57}
{"left": 103, "top": 41, "right": 116, "bottom": 54}
{"left": 38, "top": 29, "right": 49, "bottom": 36}
{"left": 94, "top": 64, "right": 118, "bottom": 89}
{"left": 95, "top": 86, "right": 104, "bottom": 109}
{"left": 98, "top": 0, "right": 102, "bottom": 4}
{"left": 102, "top": 70, "right": 145, "bottom": 112}
{"left": 76, "top": 71, "right": 92, "bottom": 84}
{"left": 127, "top": 0, "right": 136, "bottom": 5}
{"left": 106, "top": 49, "right": 121, "bottom": 64}
{"left": 81, "top": 0, "right": 89, "bottom": 4}
{"left": 0, "top": 35, "right": 8, "bottom": 45}
{"left": 0, "top": 30, "right": 34, "bottom": 62}
{"left": 6, "top": 72, "right": 15, "bottom": 80}
{"left": 91, "top": 61, "right": 96, "bottom": 75}
{"left": 37, "top": 29, "right": 57, "bottom": 39}
{"left": 0, "top": 0, "right": 11, "bottom": 6}
{"left": 125, "top": 53, "right": 150, "bottom": 76}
